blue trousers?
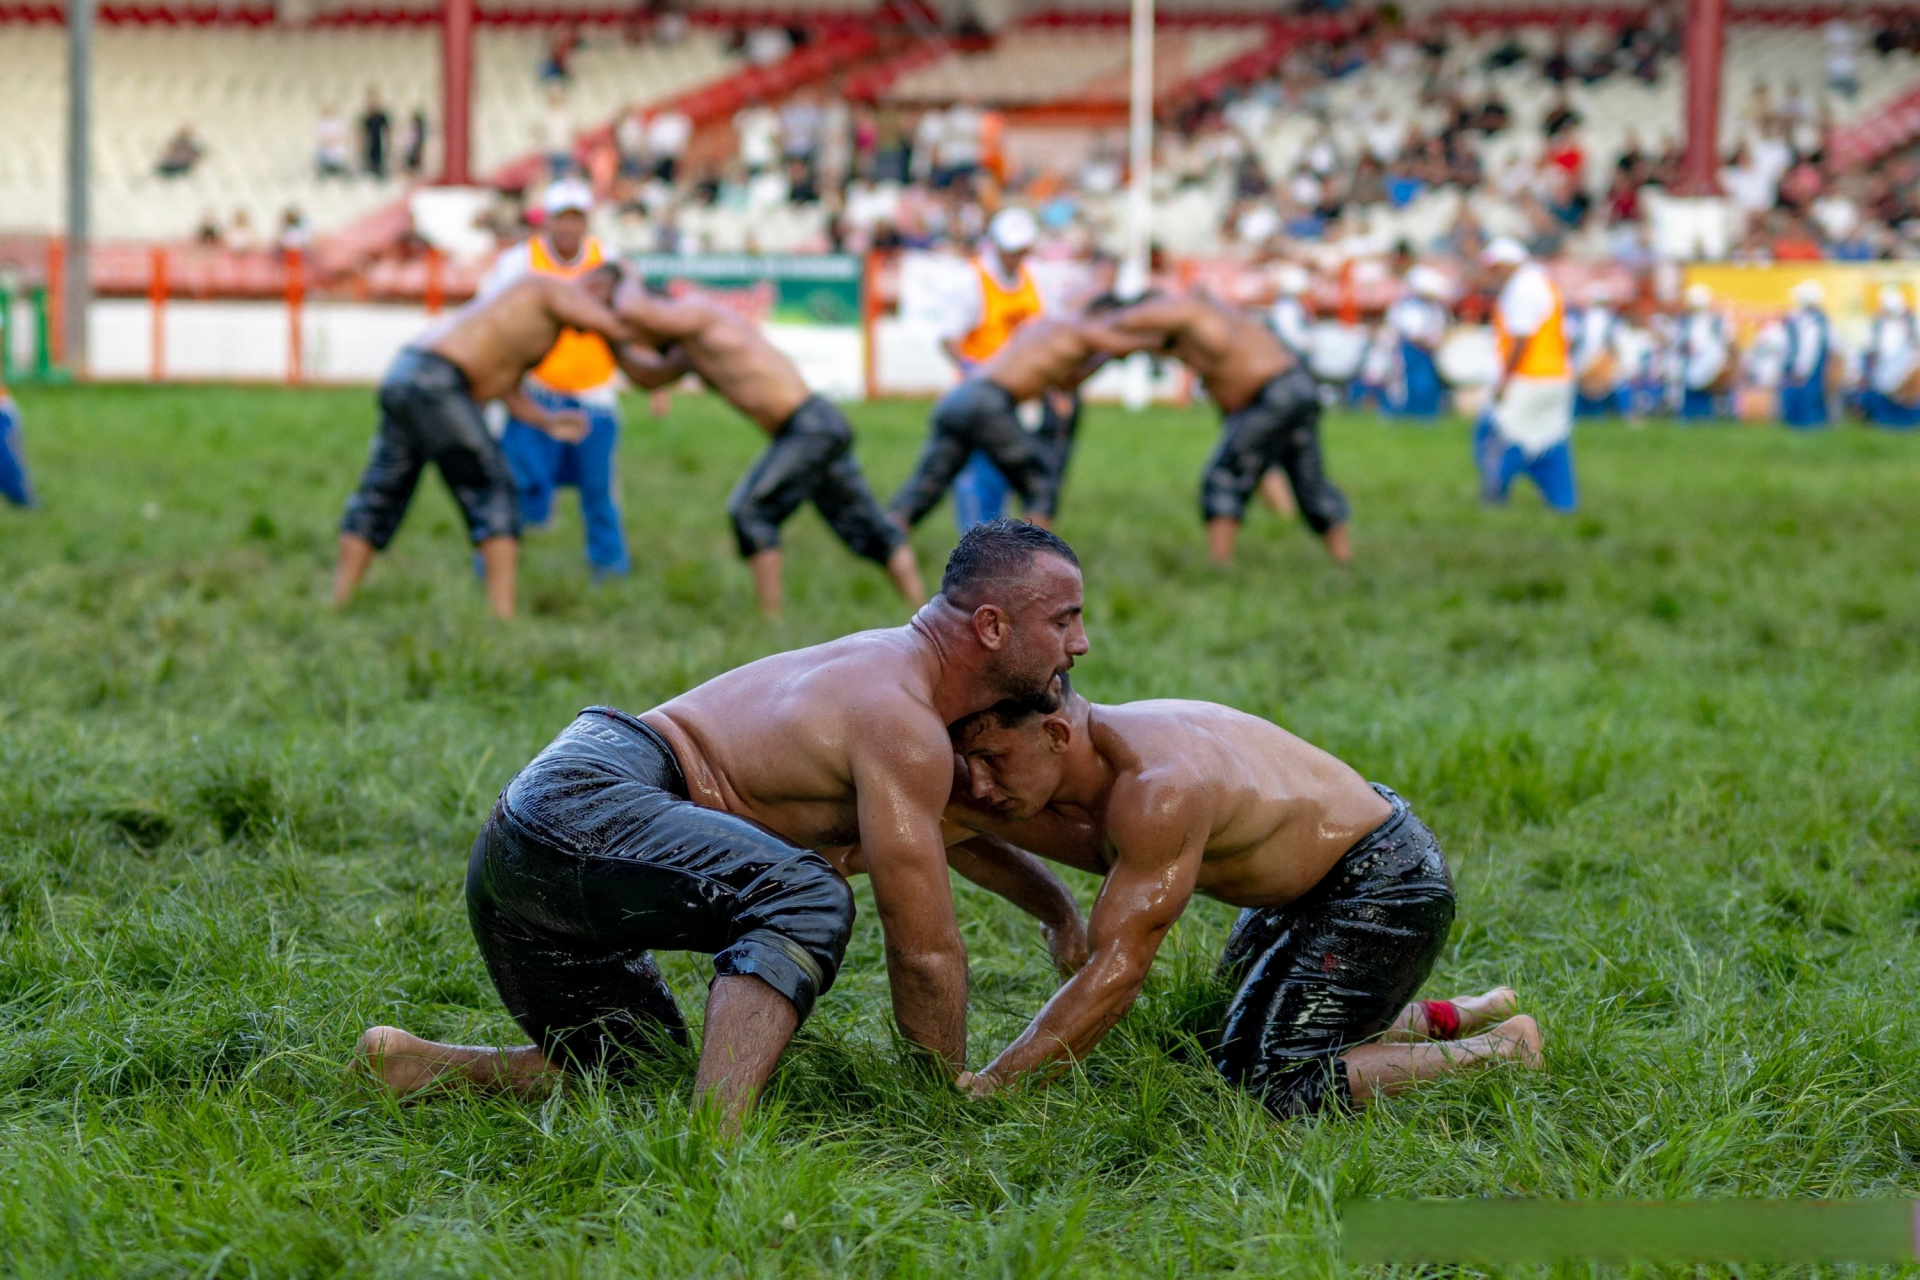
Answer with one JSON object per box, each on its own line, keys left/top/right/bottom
{"left": 1387, "top": 342, "right": 1444, "bottom": 419}
{"left": 952, "top": 449, "right": 1010, "bottom": 531}
{"left": 501, "top": 388, "right": 629, "bottom": 575}
{"left": 1679, "top": 387, "right": 1730, "bottom": 421}
{"left": 1474, "top": 414, "right": 1576, "bottom": 512}
{"left": 1864, "top": 390, "right": 1920, "bottom": 429}
{"left": 1574, "top": 386, "right": 1627, "bottom": 419}
{"left": 1779, "top": 379, "right": 1830, "bottom": 429}
{"left": 0, "top": 398, "right": 31, "bottom": 508}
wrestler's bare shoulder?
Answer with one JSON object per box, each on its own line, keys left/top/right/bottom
{"left": 655, "top": 626, "right": 936, "bottom": 721}
{"left": 1094, "top": 699, "right": 1297, "bottom": 770}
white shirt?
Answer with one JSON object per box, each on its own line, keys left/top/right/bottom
{"left": 1387, "top": 295, "right": 1448, "bottom": 349}
{"left": 1678, "top": 310, "right": 1731, "bottom": 390}
{"left": 1570, "top": 306, "right": 1617, "bottom": 377}
{"left": 1270, "top": 296, "right": 1312, "bottom": 358}
{"left": 1867, "top": 311, "right": 1917, "bottom": 395}
{"left": 647, "top": 110, "right": 691, "bottom": 158}
{"left": 1495, "top": 261, "right": 1558, "bottom": 347}
{"left": 1785, "top": 307, "right": 1829, "bottom": 382}
{"left": 315, "top": 113, "right": 348, "bottom": 165}
{"left": 734, "top": 106, "right": 782, "bottom": 169}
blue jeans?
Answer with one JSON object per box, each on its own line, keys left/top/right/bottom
{"left": 1864, "top": 390, "right": 1920, "bottom": 429}
{"left": 1474, "top": 414, "right": 1576, "bottom": 512}
{"left": 1779, "top": 378, "right": 1830, "bottom": 429}
{"left": 951, "top": 450, "right": 1011, "bottom": 531}
{"left": 1388, "top": 341, "right": 1443, "bottom": 419}
{"left": 501, "top": 388, "right": 629, "bottom": 575}
{"left": 1680, "top": 388, "right": 1729, "bottom": 421}
{"left": 0, "top": 398, "right": 32, "bottom": 508}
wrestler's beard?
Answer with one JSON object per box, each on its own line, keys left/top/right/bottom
{"left": 987, "top": 639, "right": 1072, "bottom": 704}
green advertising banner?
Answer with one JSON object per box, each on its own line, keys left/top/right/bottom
{"left": 624, "top": 254, "right": 864, "bottom": 328}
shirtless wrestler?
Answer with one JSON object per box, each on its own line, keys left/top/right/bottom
{"left": 1108, "top": 291, "right": 1353, "bottom": 566}
{"left": 357, "top": 520, "right": 1092, "bottom": 1131}
{"left": 609, "top": 282, "right": 923, "bottom": 617}
{"left": 333, "top": 265, "right": 637, "bottom": 620}
{"left": 887, "top": 302, "right": 1159, "bottom": 532}
{"left": 941, "top": 677, "right": 1540, "bottom": 1118}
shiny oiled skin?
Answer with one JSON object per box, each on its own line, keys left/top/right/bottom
{"left": 975, "top": 314, "right": 1157, "bottom": 403}
{"left": 612, "top": 288, "right": 815, "bottom": 433}
{"left": 1108, "top": 293, "right": 1297, "bottom": 414}
{"left": 639, "top": 556, "right": 1091, "bottom": 1065}
{"left": 956, "top": 699, "right": 1391, "bottom": 911}
{"left": 945, "top": 695, "right": 1394, "bottom": 1090}
{"left": 422, "top": 274, "right": 635, "bottom": 404}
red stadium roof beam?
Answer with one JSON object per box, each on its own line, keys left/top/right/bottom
{"left": 1675, "top": 0, "right": 1724, "bottom": 196}
{"left": 442, "top": 0, "right": 475, "bottom": 185}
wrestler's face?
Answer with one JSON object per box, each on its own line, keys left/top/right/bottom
{"left": 957, "top": 716, "right": 1066, "bottom": 820}
{"left": 987, "top": 553, "right": 1089, "bottom": 700}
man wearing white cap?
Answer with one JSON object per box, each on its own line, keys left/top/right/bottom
{"left": 1473, "top": 238, "right": 1577, "bottom": 512}
{"left": 937, "top": 207, "right": 1072, "bottom": 530}
{"left": 478, "top": 178, "right": 631, "bottom": 578}
{"left": 1384, "top": 265, "right": 1451, "bottom": 420}
{"left": 1675, "top": 282, "right": 1736, "bottom": 422}
{"left": 1862, "top": 284, "right": 1920, "bottom": 429}
{"left": 1778, "top": 279, "right": 1835, "bottom": 430}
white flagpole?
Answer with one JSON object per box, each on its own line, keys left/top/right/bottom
{"left": 1120, "top": 0, "right": 1154, "bottom": 409}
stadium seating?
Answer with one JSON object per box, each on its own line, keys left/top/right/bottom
{"left": 0, "top": 24, "right": 735, "bottom": 240}
{"left": 882, "top": 25, "right": 1265, "bottom": 104}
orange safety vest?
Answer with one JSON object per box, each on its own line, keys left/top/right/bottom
{"left": 528, "top": 234, "right": 618, "bottom": 393}
{"left": 1495, "top": 267, "right": 1571, "bottom": 380}
{"left": 957, "top": 258, "right": 1043, "bottom": 364}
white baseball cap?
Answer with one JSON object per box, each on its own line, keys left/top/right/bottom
{"left": 1275, "top": 263, "right": 1311, "bottom": 296}
{"left": 1790, "top": 279, "right": 1825, "bottom": 308}
{"left": 988, "top": 207, "right": 1038, "bottom": 254}
{"left": 1407, "top": 264, "right": 1449, "bottom": 299}
{"left": 1481, "top": 236, "right": 1528, "bottom": 267}
{"left": 1879, "top": 284, "right": 1909, "bottom": 313}
{"left": 542, "top": 178, "right": 595, "bottom": 216}
{"left": 1684, "top": 282, "right": 1714, "bottom": 309}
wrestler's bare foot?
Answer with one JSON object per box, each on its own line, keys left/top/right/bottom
{"left": 1323, "top": 523, "right": 1352, "bottom": 565}
{"left": 1481, "top": 1013, "right": 1543, "bottom": 1068}
{"left": 1344, "top": 1012, "right": 1543, "bottom": 1104}
{"left": 355, "top": 1025, "right": 560, "bottom": 1098}
{"left": 1385, "top": 986, "right": 1520, "bottom": 1041}
{"left": 1206, "top": 516, "right": 1239, "bottom": 565}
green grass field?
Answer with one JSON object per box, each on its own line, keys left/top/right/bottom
{"left": 2, "top": 384, "right": 1919, "bottom": 1277}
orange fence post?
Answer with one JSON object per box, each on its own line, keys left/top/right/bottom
{"left": 149, "top": 245, "right": 167, "bottom": 381}
{"left": 424, "top": 248, "right": 445, "bottom": 316}
{"left": 1337, "top": 260, "right": 1359, "bottom": 327}
{"left": 861, "top": 250, "right": 881, "bottom": 402}
{"left": 46, "top": 238, "right": 65, "bottom": 368}
{"left": 285, "top": 248, "right": 305, "bottom": 386}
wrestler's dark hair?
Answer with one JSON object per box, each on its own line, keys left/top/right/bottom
{"left": 939, "top": 518, "right": 1080, "bottom": 611}
{"left": 950, "top": 674, "right": 1073, "bottom": 743}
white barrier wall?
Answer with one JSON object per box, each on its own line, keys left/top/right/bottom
{"left": 82, "top": 300, "right": 866, "bottom": 397}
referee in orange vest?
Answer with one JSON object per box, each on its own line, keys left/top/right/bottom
{"left": 479, "top": 179, "right": 631, "bottom": 577}
{"left": 1474, "top": 238, "right": 1578, "bottom": 512}
{"left": 936, "top": 207, "right": 1074, "bottom": 529}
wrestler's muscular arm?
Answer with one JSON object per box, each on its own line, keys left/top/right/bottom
{"left": 850, "top": 708, "right": 976, "bottom": 1071}
{"left": 501, "top": 384, "right": 589, "bottom": 443}
{"left": 966, "top": 782, "right": 1206, "bottom": 1096}
{"left": 945, "top": 834, "right": 1088, "bottom": 976}
{"left": 614, "top": 343, "right": 692, "bottom": 389}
